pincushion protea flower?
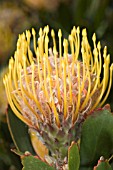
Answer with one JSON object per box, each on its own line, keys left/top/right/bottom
{"left": 3, "top": 25, "right": 113, "bottom": 169}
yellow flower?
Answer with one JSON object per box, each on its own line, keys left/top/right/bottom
{"left": 3, "top": 26, "right": 113, "bottom": 166}
{"left": 3, "top": 25, "right": 113, "bottom": 127}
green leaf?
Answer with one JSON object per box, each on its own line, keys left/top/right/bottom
{"left": 80, "top": 110, "right": 113, "bottom": 168}
{"left": 68, "top": 142, "right": 80, "bottom": 170}
{"left": 21, "top": 155, "right": 55, "bottom": 170}
{"left": 95, "top": 161, "right": 112, "bottom": 170}
{"left": 7, "top": 106, "right": 35, "bottom": 154}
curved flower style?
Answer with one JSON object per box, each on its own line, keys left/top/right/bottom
{"left": 3, "top": 26, "right": 113, "bottom": 167}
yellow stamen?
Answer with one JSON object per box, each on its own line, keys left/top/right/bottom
{"left": 58, "top": 29, "right": 62, "bottom": 76}
{"left": 64, "top": 39, "right": 72, "bottom": 104}
{"left": 76, "top": 27, "right": 80, "bottom": 60}
{"left": 91, "top": 56, "right": 109, "bottom": 110}
{"left": 31, "top": 61, "right": 46, "bottom": 118}
{"left": 43, "top": 54, "right": 49, "bottom": 99}
{"left": 8, "top": 59, "right": 22, "bottom": 112}
{"left": 48, "top": 74, "right": 60, "bottom": 127}
{"left": 32, "top": 28, "right": 37, "bottom": 55}
{"left": 46, "top": 61, "right": 60, "bottom": 125}
{"left": 18, "top": 63, "right": 41, "bottom": 121}
{"left": 80, "top": 64, "right": 91, "bottom": 110}
{"left": 51, "top": 29, "right": 57, "bottom": 52}
{"left": 53, "top": 48, "right": 61, "bottom": 102}
{"left": 36, "top": 48, "right": 47, "bottom": 98}
{"left": 100, "top": 64, "right": 113, "bottom": 107}
{"left": 69, "top": 34, "right": 74, "bottom": 61}
{"left": 73, "top": 62, "right": 81, "bottom": 122}
{"left": 62, "top": 58, "right": 67, "bottom": 119}
{"left": 58, "top": 29, "right": 62, "bottom": 59}
{"left": 3, "top": 76, "right": 32, "bottom": 127}
{"left": 26, "top": 30, "right": 33, "bottom": 64}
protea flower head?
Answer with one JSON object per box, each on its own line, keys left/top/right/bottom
{"left": 3, "top": 25, "right": 113, "bottom": 168}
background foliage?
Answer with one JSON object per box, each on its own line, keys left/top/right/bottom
{"left": 0, "top": 0, "right": 113, "bottom": 169}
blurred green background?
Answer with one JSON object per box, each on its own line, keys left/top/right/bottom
{"left": 0, "top": 0, "right": 113, "bottom": 169}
